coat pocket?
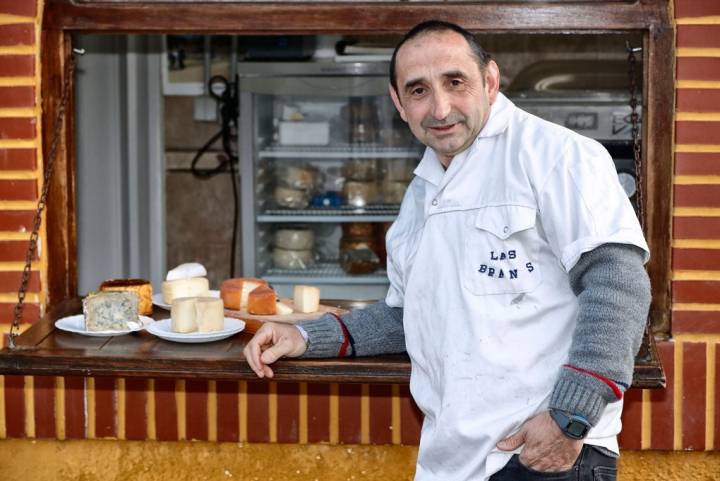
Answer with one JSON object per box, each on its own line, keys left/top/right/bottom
{"left": 462, "top": 205, "right": 543, "bottom": 296}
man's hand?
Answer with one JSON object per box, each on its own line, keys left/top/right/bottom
{"left": 243, "top": 322, "right": 307, "bottom": 379}
{"left": 496, "top": 411, "right": 583, "bottom": 472}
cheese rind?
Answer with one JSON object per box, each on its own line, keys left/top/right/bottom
{"left": 247, "top": 285, "right": 277, "bottom": 315}
{"left": 171, "top": 297, "right": 198, "bottom": 333}
{"left": 293, "top": 285, "right": 320, "bottom": 313}
{"left": 84, "top": 291, "right": 139, "bottom": 332}
{"left": 220, "top": 278, "right": 268, "bottom": 310}
{"left": 194, "top": 297, "right": 225, "bottom": 332}
{"left": 162, "top": 277, "right": 210, "bottom": 304}
{"left": 99, "top": 278, "right": 153, "bottom": 316}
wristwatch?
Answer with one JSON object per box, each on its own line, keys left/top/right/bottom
{"left": 549, "top": 409, "right": 592, "bottom": 440}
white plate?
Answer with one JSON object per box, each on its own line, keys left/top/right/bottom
{"left": 55, "top": 314, "right": 153, "bottom": 337}
{"left": 146, "top": 317, "right": 245, "bottom": 343}
{"left": 152, "top": 289, "right": 220, "bottom": 310}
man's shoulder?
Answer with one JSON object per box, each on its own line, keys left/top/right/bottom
{"left": 510, "top": 104, "right": 609, "bottom": 159}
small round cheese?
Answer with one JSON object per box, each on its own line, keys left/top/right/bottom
{"left": 162, "top": 277, "right": 210, "bottom": 304}
{"left": 170, "top": 297, "right": 199, "bottom": 333}
{"left": 275, "top": 228, "right": 315, "bottom": 250}
{"left": 220, "top": 278, "right": 268, "bottom": 310}
{"left": 343, "top": 181, "right": 378, "bottom": 207}
{"left": 272, "top": 248, "right": 314, "bottom": 270}
{"left": 274, "top": 186, "right": 309, "bottom": 209}
{"left": 194, "top": 297, "right": 225, "bottom": 332}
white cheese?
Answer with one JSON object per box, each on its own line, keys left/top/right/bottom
{"left": 166, "top": 262, "right": 207, "bottom": 281}
{"left": 162, "top": 277, "right": 209, "bottom": 304}
{"left": 275, "top": 301, "right": 294, "bottom": 316}
{"left": 171, "top": 297, "right": 198, "bottom": 333}
{"left": 293, "top": 285, "right": 320, "bottom": 313}
{"left": 195, "top": 297, "right": 225, "bottom": 332}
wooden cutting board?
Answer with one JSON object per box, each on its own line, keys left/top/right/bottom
{"left": 224, "top": 298, "right": 348, "bottom": 333}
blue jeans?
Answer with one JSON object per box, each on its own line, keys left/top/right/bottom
{"left": 489, "top": 444, "right": 617, "bottom": 481}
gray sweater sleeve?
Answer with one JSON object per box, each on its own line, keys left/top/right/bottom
{"left": 548, "top": 243, "right": 651, "bottom": 425}
{"left": 297, "top": 300, "right": 405, "bottom": 358}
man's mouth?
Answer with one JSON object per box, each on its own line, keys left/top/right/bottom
{"left": 428, "top": 123, "right": 457, "bottom": 133}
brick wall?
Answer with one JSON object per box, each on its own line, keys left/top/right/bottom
{"left": 1, "top": 0, "right": 720, "bottom": 450}
{"left": 0, "top": 0, "right": 43, "bottom": 340}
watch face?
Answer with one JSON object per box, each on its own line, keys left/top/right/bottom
{"left": 568, "top": 421, "right": 588, "bottom": 437}
{"left": 617, "top": 171, "right": 637, "bottom": 198}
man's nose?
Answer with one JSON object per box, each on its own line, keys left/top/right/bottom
{"left": 431, "top": 90, "right": 452, "bottom": 120}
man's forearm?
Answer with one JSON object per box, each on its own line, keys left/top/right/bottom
{"left": 297, "top": 301, "right": 405, "bottom": 358}
{"left": 549, "top": 243, "right": 651, "bottom": 425}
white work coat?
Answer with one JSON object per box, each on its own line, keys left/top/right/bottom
{"left": 385, "top": 93, "right": 649, "bottom": 481}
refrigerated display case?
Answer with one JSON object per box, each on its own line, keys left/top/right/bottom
{"left": 237, "top": 62, "right": 423, "bottom": 299}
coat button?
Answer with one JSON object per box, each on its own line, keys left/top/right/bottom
{"left": 432, "top": 199, "right": 438, "bottom": 206}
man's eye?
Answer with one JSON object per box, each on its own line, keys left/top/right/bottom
{"left": 450, "top": 79, "right": 464, "bottom": 87}
{"left": 411, "top": 87, "right": 426, "bottom": 96}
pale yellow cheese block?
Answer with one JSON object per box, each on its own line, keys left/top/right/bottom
{"left": 293, "top": 285, "right": 320, "bottom": 313}
{"left": 195, "top": 297, "right": 224, "bottom": 332}
{"left": 170, "top": 297, "right": 198, "bottom": 333}
{"left": 162, "top": 277, "right": 209, "bottom": 304}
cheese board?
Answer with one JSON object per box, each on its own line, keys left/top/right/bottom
{"left": 224, "top": 298, "right": 348, "bottom": 326}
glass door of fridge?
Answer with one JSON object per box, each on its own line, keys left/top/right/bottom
{"left": 238, "top": 62, "right": 422, "bottom": 299}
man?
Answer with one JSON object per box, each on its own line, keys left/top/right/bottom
{"left": 244, "top": 20, "right": 650, "bottom": 481}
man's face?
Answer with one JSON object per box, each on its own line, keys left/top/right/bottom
{"left": 390, "top": 31, "right": 500, "bottom": 166}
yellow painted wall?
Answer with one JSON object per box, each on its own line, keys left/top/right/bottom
{"left": 0, "top": 440, "right": 719, "bottom": 481}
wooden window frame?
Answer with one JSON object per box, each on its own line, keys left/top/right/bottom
{"left": 43, "top": 0, "right": 674, "bottom": 340}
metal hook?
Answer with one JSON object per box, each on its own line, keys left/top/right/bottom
{"left": 73, "top": 48, "right": 86, "bottom": 56}
{"left": 625, "top": 41, "right": 642, "bottom": 54}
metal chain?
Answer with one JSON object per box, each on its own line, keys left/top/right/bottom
{"left": 627, "top": 42, "right": 645, "bottom": 232}
{"left": 9, "top": 49, "right": 83, "bottom": 350}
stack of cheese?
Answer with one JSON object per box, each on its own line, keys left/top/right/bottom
{"left": 162, "top": 263, "right": 222, "bottom": 333}
{"left": 162, "top": 263, "right": 210, "bottom": 304}
{"left": 171, "top": 296, "right": 224, "bottom": 333}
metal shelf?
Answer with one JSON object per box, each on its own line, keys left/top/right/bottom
{"left": 258, "top": 205, "right": 399, "bottom": 223}
{"left": 258, "top": 144, "right": 421, "bottom": 159}
{"left": 263, "top": 263, "right": 389, "bottom": 285}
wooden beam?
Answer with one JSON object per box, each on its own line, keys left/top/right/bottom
{"left": 45, "top": 0, "right": 668, "bottom": 33}
{"left": 643, "top": 17, "right": 674, "bottom": 334}
{"left": 42, "top": 29, "right": 77, "bottom": 306}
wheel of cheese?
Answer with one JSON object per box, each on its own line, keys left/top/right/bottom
{"left": 343, "top": 181, "right": 378, "bottom": 207}
{"left": 274, "top": 186, "right": 309, "bottom": 209}
{"left": 274, "top": 228, "right": 315, "bottom": 250}
{"left": 161, "top": 277, "right": 209, "bottom": 304}
{"left": 220, "top": 277, "right": 268, "bottom": 310}
{"left": 195, "top": 297, "right": 225, "bottom": 332}
{"left": 272, "top": 248, "right": 314, "bottom": 270}
{"left": 247, "top": 285, "right": 278, "bottom": 315}
{"left": 278, "top": 164, "right": 316, "bottom": 191}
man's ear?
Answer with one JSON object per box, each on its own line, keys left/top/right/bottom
{"left": 484, "top": 60, "right": 501, "bottom": 105}
{"left": 388, "top": 84, "right": 408, "bottom": 123}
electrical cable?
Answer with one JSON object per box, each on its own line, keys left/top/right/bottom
{"left": 190, "top": 74, "right": 240, "bottom": 277}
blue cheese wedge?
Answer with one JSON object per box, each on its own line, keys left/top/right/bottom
{"left": 83, "top": 291, "right": 139, "bottom": 332}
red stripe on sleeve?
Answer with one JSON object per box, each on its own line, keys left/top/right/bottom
{"left": 330, "top": 313, "right": 350, "bottom": 357}
{"left": 562, "top": 364, "right": 623, "bottom": 400}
